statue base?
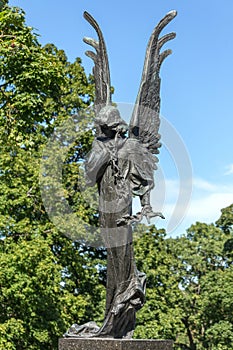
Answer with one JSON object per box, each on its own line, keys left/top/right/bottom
{"left": 58, "top": 338, "right": 173, "bottom": 350}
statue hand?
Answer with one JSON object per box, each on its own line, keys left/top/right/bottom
{"left": 141, "top": 205, "right": 165, "bottom": 224}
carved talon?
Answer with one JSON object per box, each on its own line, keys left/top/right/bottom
{"left": 145, "top": 211, "right": 165, "bottom": 224}
{"left": 140, "top": 205, "right": 165, "bottom": 224}
{"left": 116, "top": 210, "right": 165, "bottom": 226}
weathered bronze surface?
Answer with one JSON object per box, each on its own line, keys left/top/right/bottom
{"left": 59, "top": 338, "right": 174, "bottom": 350}
{"left": 65, "top": 10, "right": 177, "bottom": 339}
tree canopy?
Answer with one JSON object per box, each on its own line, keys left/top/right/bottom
{"left": 0, "top": 4, "right": 104, "bottom": 349}
{"left": 132, "top": 208, "right": 233, "bottom": 350}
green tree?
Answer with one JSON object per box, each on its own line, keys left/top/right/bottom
{"left": 0, "top": 236, "right": 64, "bottom": 350}
{"left": 133, "top": 225, "right": 184, "bottom": 341}
{"left": 171, "top": 205, "right": 233, "bottom": 350}
{"left": 216, "top": 204, "right": 233, "bottom": 234}
{"left": 0, "top": 3, "right": 105, "bottom": 349}
{"left": 132, "top": 204, "right": 233, "bottom": 350}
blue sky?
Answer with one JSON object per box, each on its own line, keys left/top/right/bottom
{"left": 9, "top": 0, "right": 233, "bottom": 236}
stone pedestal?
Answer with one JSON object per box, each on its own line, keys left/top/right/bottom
{"left": 59, "top": 338, "right": 173, "bottom": 350}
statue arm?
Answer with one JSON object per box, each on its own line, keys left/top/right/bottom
{"left": 85, "top": 140, "right": 110, "bottom": 186}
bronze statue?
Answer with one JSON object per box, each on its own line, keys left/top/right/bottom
{"left": 65, "top": 10, "right": 177, "bottom": 339}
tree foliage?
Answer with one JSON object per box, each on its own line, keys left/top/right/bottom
{"left": 0, "top": 3, "right": 105, "bottom": 349}
{"left": 170, "top": 217, "right": 233, "bottom": 350}
{"left": 133, "top": 225, "right": 184, "bottom": 340}
{"left": 0, "top": 236, "right": 64, "bottom": 350}
{"left": 132, "top": 207, "right": 233, "bottom": 350}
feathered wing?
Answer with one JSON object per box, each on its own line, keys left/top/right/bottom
{"left": 83, "top": 11, "right": 111, "bottom": 115}
{"left": 129, "top": 10, "right": 177, "bottom": 155}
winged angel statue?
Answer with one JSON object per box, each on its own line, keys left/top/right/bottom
{"left": 65, "top": 10, "right": 177, "bottom": 339}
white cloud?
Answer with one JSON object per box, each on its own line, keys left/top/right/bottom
{"left": 193, "top": 178, "right": 217, "bottom": 192}
{"left": 146, "top": 177, "right": 233, "bottom": 237}
{"left": 225, "top": 164, "right": 233, "bottom": 175}
{"left": 186, "top": 192, "right": 233, "bottom": 223}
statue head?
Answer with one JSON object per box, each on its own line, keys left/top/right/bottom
{"left": 95, "top": 106, "right": 128, "bottom": 137}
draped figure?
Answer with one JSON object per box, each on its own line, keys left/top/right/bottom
{"left": 65, "top": 10, "right": 176, "bottom": 339}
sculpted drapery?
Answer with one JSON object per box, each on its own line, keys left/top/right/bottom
{"left": 65, "top": 10, "right": 176, "bottom": 339}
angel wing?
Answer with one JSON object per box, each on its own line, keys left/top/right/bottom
{"left": 129, "top": 10, "right": 177, "bottom": 155}
{"left": 83, "top": 11, "right": 112, "bottom": 115}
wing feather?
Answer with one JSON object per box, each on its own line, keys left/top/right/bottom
{"left": 83, "top": 12, "right": 111, "bottom": 114}
{"left": 129, "top": 10, "right": 177, "bottom": 156}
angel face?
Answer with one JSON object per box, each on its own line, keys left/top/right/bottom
{"left": 96, "top": 106, "right": 128, "bottom": 138}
